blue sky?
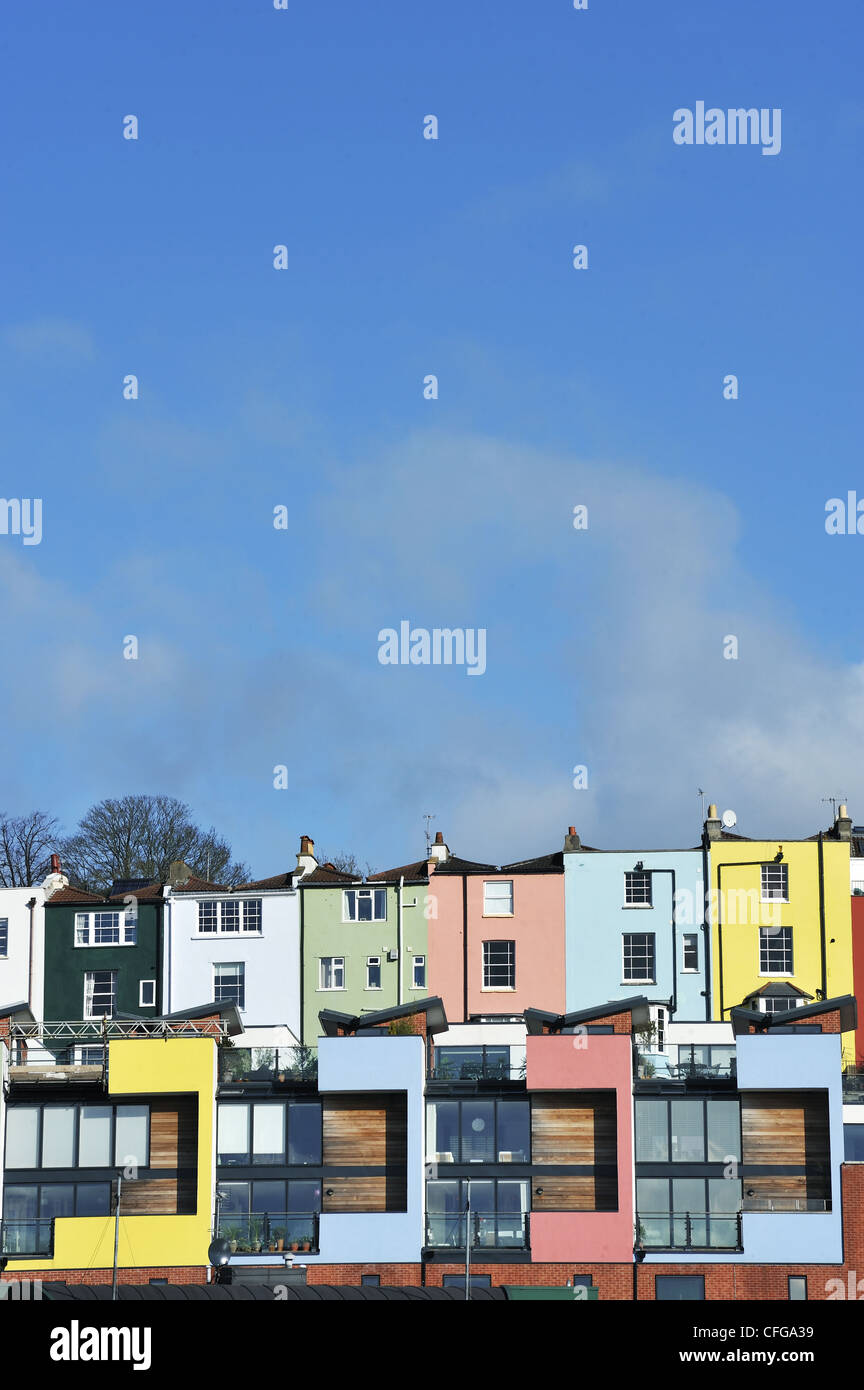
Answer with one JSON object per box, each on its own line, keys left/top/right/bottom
{"left": 1, "top": 0, "right": 862, "bottom": 874}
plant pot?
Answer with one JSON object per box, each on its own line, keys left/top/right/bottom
{"left": 276, "top": 1239, "right": 284, "bottom": 1252}
{"left": 229, "top": 1241, "right": 237, "bottom": 1253}
{"left": 301, "top": 1241, "right": 311, "bottom": 1252}
{"left": 291, "top": 1242, "right": 299, "bottom": 1252}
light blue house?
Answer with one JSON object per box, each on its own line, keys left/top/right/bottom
{"left": 563, "top": 831, "right": 708, "bottom": 1027}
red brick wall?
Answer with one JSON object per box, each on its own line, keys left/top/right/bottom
{"left": 0, "top": 1266, "right": 207, "bottom": 1286}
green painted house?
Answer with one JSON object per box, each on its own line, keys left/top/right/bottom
{"left": 299, "top": 857, "right": 431, "bottom": 1043}
{"left": 43, "top": 879, "right": 164, "bottom": 1027}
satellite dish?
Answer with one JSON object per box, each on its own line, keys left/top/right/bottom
{"left": 208, "top": 1237, "right": 232, "bottom": 1268}
{"left": 722, "top": 809, "right": 737, "bottom": 829}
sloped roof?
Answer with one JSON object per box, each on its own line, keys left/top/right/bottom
{"left": 368, "top": 860, "right": 430, "bottom": 883}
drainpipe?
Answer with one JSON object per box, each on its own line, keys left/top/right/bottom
{"left": 398, "top": 876, "right": 405, "bottom": 1006}
{"left": 642, "top": 869, "right": 677, "bottom": 1017}
{"left": 817, "top": 833, "right": 827, "bottom": 1000}
{"left": 701, "top": 833, "right": 712, "bottom": 1023}
{"left": 299, "top": 879, "right": 305, "bottom": 1044}
{"left": 26, "top": 897, "right": 37, "bottom": 1012}
{"left": 462, "top": 874, "right": 469, "bottom": 1022}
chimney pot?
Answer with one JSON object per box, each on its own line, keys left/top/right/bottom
{"left": 434, "top": 831, "right": 444, "bottom": 844}
{"left": 51, "top": 853, "right": 61, "bottom": 874}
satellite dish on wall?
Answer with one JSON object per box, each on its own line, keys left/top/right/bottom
{"left": 722, "top": 809, "right": 737, "bottom": 829}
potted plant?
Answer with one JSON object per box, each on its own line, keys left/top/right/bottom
{"left": 300, "top": 1234, "right": 312, "bottom": 1252}
{"left": 223, "top": 1225, "right": 240, "bottom": 1254}
{"left": 290, "top": 1234, "right": 300, "bottom": 1252}
{"left": 273, "top": 1228, "right": 286, "bottom": 1252}
{"left": 248, "top": 1218, "right": 262, "bottom": 1253}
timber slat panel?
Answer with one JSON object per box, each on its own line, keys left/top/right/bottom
{"left": 531, "top": 1092, "right": 617, "bottom": 1166}
{"left": 322, "top": 1094, "right": 408, "bottom": 1212}
{"left": 741, "top": 1091, "right": 830, "bottom": 1202}
{"left": 120, "top": 1178, "right": 179, "bottom": 1215}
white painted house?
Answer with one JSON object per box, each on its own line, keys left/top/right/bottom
{"left": 0, "top": 885, "right": 47, "bottom": 1018}
{"left": 163, "top": 862, "right": 302, "bottom": 1047}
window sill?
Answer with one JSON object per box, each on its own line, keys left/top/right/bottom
{"left": 621, "top": 904, "right": 653, "bottom": 910}
{"left": 621, "top": 981, "right": 655, "bottom": 987}
{"left": 481, "top": 914, "right": 514, "bottom": 920}
{"left": 481, "top": 986, "right": 516, "bottom": 992}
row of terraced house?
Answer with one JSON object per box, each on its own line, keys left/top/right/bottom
{"left": 1, "top": 801, "right": 864, "bottom": 1298}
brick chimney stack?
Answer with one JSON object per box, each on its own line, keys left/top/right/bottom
{"left": 428, "top": 831, "right": 449, "bottom": 864}
{"left": 704, "top": 804, "right": 723, "bottom": 842}
{"left": 835, "top": 803, "right": 852, "bottom": 842}
{"left": 296, "top": 835, "right": 318, "bottom": 878}
{"left": 564, "top": 826, "right": 581, "bottom": 852}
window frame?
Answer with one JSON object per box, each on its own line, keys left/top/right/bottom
{"left": 655, "top": 1275, "right": 705, "bottom": 1301}
{"left": 365, "top": 955, "right": 382, "bottom": 991}
{"left": 482, "top": 939, "right": 516, "bottom": 990}
{"left": 622, "top": 932, "right": 656, "bottom": 984}
{"left": 788, "top": 1275, "right": 807, "bottom": 1301}
{"left": 74, "top": 910, "right": 137, "bottom": 948}
{"left": 624, "top": 871, "right": 653, "bottom": 907}
{"left": 342, "top": 888, "right": 387, "bottom": 923}
{"left": 412, "top": 954, "right": 427, "bottom": 989}
{"left": 213, "top": 960, "right": 246, "bottom": 1010}
{"left": 139, "top": 979, "right": 156, "bottom": 1008}
{"left": 83, "top": 969, "right": 118, "bottom": 1019}
{"left": 425, "top": 1098, "right": 531, "bottom": 1165}
{"left": 0, "top": 917, "right": 8, "bottom": 956}
{"left": 759, "top": 925, "right": 794, "bottom": 976}
{"left": 482, "top": 880, "right": 514, "bottom": 917}
{"left": 682, "top": 933, "right": 699, "bottom": 972}
{"left": 196, "top": 899, "right": 262, "bottom": 935}
{"left": 760, "top": 863, "right": 789, "bottom": 903}
{"left": 318, "top": 956, "right": 345, "bottom": 991}
{"left": 4, "top": 1102, "right": 151, "bottom": 1171}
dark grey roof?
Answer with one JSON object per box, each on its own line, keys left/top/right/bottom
{"left": 730, "top": 994, "right": 857, "bottom": 1036}
{"left": 740, "top": 982, "right": 812, "bottom": 1003}
{"left": 319, "top": 995, "right": 448, "bottom": 1037}
{"left": 525, "top": 996, "right": 651, "bottom": 1034}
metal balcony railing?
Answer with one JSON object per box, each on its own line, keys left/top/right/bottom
{"left": 635, "top": 1047, "right": 737, "bottom": 1083}
{"left": 636, "top": 1210, "right": 742, "bottom": 1251}
{"left": 218, "top": 1046, "right": 318, "bottom": 1085}
{"left": 1, "top": 1218, "right": 54, "bottom": 1259}
{"left": 425, "top": 1212, "right": 530, "bottom": 1251}
{"left": 214, "top": 1210, "right": 319, "bottom": 1254}
{"left": 429, "top": 1046, "right": 526, "bottom": 1082}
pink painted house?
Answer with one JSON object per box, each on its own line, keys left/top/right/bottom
{"left": 426, "top": 832, "right": 567, "bottom": 1022}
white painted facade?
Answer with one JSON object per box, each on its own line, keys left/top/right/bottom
{"left": 0, "top": 886, "right": 45, "bottom": 1018}
{"left": 163, "top": 887, "right": 301, "bottom": 1041}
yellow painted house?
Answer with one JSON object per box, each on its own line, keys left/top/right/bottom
{"left": 0, "top": 1007, "right": 236, "bottom": 1280}
{"left": 704, "top": 804, "right": 854, "bottom": 1059}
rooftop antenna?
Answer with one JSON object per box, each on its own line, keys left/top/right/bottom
{"left": 822, "top": 796, "right": 846, "bottom": 821}
{"left": 423, "top": 813, "right": 436, "bottom": 856}
{"left": 697, "top": 788, "right": 705, "bottom": 824}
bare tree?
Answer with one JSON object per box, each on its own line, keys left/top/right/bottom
{"left": 0, "top": 811, "right": 61, "bottom": 886}
{"left": 318, "top": 850, "right": 369, "bottom": 878}
{"left": 59, "top": 795, "right": 250, "bottom": 892}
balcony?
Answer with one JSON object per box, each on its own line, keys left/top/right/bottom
{"left": 636, "top": 1045, "right": 737, "bottom": 1084}
{"left": 1, "top": 1218, "right": 54, "bottom": 1259}
{"left": 425, "top": 1212, "right": 530, "bottom": 1251}
{"left": 636, "top": 1210, "right": 742, "bottom": 1251}
{"left": 218, "top": 1046, "right": 318, "bottom": 1086}
{"left": 842, "top": 1066, "right": 864, "bottom": 1106}
{"left": 429, "top": 1046, "right": 526, "bottom": 1083}
{"left": 214, "top": 1210, "right": 319, "bottom": 1255}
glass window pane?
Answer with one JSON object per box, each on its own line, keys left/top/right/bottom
{"left": 635, "top": 1099, "right": 668, "bottom": 1161}
{"left": 39, "top": 1184, "right": 75, "bottom": 1218}
{"left": 288, "top": 1103, "right": 321, "bottom": 1165}
{"left": 465, "top": 1179, "right": 495, "bottom": 1211}
{"left": 671, "top": 1100, "right": 705, "bottom": 1162}
{"left": 253, "top": 1104, "right": 285, "bottom": 1163}
{"left": 76, "top": 1183, "right": 111, "bottom": 1216}
{"left": 655, "top": 1275, "right": 704, "bottom": 1301}
{"left": 217, "top": 1104, "right": 250, "bottom": 1164}
{"left": 461, "top": 1101, "right": 495, "bottom": 1163}
{"left": 496, "top": 1101, "right": 530, "bottom": 1161}
{"left": 251, "top": 1179, "right": 285, "bottom": 1213}
{"left": 79, "top": 1106, "right": 112, "bottom": 1167}
{"left": 707, "top": 1099, "right": 741, "bottom": 1161}
{"left": 428, "top": 1101, "right": 459, "bottom": 1161}
{"left": 4, "top": 1184, "right": 38, "bottom": 1218}
{"left": 42, "top": 1106, "right": 76, "bottom": 1168}
{"left": 287, "top": 1180, "right": 321, "bottom": 1213}
{"left": 218, "top": 1182, "right": 250, "bottom": 1221}
{"left": 5, "top": 1107, "right": 39, "bottom": 1167}
{"left": 115, "top": 1105, "right": 149, "bottom": 1168}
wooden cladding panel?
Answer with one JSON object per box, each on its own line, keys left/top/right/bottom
{"left": 120, "top": 1178, "right": 179, "bottom": 1215}
{"left": 323, "top": 1095, "right": 407, "bottom": 1168}
{"left": 322, "top": 1175, "right": 407, "bottom": 1214}
{"left": 531, "top": 1092, "right": 617, "bottom": 1167}
{"left": 531, "top": 1175, "right": 617, "bottom": 1213}
{"left": 147, "top": 1096, "right": 198, "bottom": 1171}
{"left": 322, "top": 1094, "right": 408, "bottom": 1213}
{"left": 741, "top": 1093, "right": 829, "bottom": 1167}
